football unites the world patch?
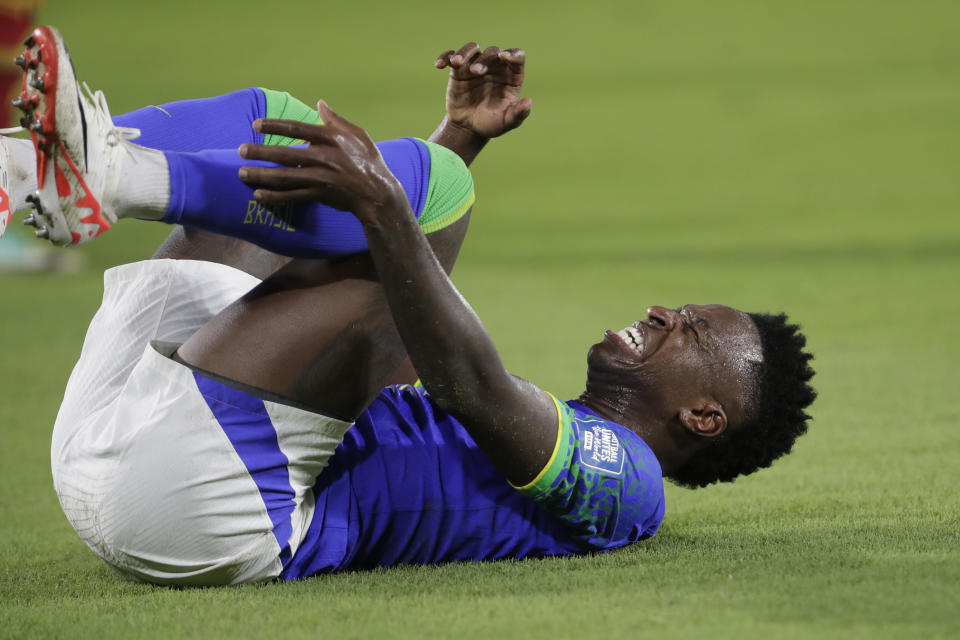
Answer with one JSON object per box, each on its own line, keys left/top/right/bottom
{"left": 577, "top": 420, "right": 625, "bottom": 475}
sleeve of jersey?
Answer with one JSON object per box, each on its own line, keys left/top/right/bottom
{"left": 510, "top": 395, "right": 666, "bottom": 550}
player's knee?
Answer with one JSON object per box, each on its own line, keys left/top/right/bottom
{"left": 259, "top": 88, "right": 323, "bottom": 147}
{"left": 418, "top": 141, "right": 475, "bottom": 234}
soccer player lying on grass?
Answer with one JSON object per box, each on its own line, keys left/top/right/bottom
{"left": 4, "top": 27, "right": 815, "bottom": 586}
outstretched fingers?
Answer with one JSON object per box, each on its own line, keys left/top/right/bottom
{"left": 314, "top": 100, "right": 354, "bottom": 131}
{"left": 252, "top": 187, "right": 321, "bottom": 205}
{"left": 251, "top": 118, "right": 333, "bottom": 147}
{"left": 238, "top": 101, "right": 399, "bottom": 216}
{"left": 240, "top": 102, "right": 360, "bottom": 167}
{"left": 238, "top": 165, "right": 318, "bottom": 189}
{"left": 239, "top": 142, "right": 324, "bottom": 166}
{"left": 240, "top": 164, "right": 345, "bottom": 205}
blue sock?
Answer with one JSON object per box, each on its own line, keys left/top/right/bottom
{"left": 113, "top": 88, "right": 267, "bottom": 152}
{"left": 115, "top": 89, "right": 473, "bottom": 259}
{"left": 163, "top": 137, "right": 432, "bottom": 259}
{"left": 114, "top": 88, "right": 424, "bottom": 258}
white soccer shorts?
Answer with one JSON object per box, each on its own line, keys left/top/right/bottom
{"left": 51, "top": 259, "right": 352, "bottom": 585}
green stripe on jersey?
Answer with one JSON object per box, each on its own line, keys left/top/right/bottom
{"left": 259, "top": 88, "right": 323, "bottom": 146}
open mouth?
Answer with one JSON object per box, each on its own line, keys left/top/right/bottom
{"left": 606, "top": 323, "right": 646, "bottom": 357}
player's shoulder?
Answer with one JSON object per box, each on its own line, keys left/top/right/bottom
{"left": 512, "top": 396, "right": 663, "bottom": 496}
{"left": 561, "top": 399, "right": 663, "bottom": 481}
{"left": 516, "top": 397, "right": 666, "bottom": 546}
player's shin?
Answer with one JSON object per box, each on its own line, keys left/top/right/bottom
{"left": 163, "top": 137, "right": 471, "bottom": 260}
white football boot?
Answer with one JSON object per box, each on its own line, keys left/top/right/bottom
{"left": 15, "top": 26, "right": 138, "bottom": 246}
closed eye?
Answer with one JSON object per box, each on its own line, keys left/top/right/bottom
{"left": 692, "top": 315, "right": 709, "bottom": 343}
{"left": 678, "top": 308, "right": 704, "bottom": 347}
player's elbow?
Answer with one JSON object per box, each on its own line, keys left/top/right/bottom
{"left": 424, "top": 368, "right": 513, "bottom": 425}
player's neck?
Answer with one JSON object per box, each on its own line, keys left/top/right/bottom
{"left": 576, "top": 391, "right": 687, "bottom": 477}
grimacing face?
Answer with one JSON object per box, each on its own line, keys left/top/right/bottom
{"left": 585, "top": 304, "right": 762, "bottom": 431}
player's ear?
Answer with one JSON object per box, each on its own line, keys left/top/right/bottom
{"left": 678, "top": 399, "right": 727, "bottom": 438}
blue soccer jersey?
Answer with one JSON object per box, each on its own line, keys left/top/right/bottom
{"left": 282, "top": 385, "right": 665, "bottom": 579}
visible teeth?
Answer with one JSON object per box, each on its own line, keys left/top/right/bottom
{"left": 616, "top": 326, "right": 645, "bottom": 354}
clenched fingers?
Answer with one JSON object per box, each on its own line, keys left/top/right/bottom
{"left": 449, "top": 42, "right": 482, "bottom": 68}
{"left": 435, "top": 49, "right": 456, "bottom": 69}
{"left": 469, "top": 46, "right": 502, "bottom": 75}
{"left": 498, "top": 48, "right": 526, "bottom": 69}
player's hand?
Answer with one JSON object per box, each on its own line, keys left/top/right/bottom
{"left": 435, "top": 43, "right": 531, "bottom": 139}
{"left": 237, "top": 102, "right": 409, "bottom": 223}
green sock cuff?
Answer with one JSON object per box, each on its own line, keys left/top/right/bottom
{"left": 417, "top": 139, "right": 475, "bottom": 233}
{"left": 259, "top": 88, "right": 323, "bottom": 146}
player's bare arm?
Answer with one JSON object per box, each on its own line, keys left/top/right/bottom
{"left": 156, "top": 42, "right": 531, "bottom": 420}
{"left": 240, "top": 104, "right": 557, "bottom": 486}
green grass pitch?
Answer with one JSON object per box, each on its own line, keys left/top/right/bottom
{"left": 1, "top": 1, "right": 958, "bottom": 638}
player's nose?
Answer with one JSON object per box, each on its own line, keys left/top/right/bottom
{"left": 646, "top": 306, "right": 679, "bottom": 331}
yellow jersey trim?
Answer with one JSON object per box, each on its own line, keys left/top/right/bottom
{"left": 509, "top": 392, "right": 565, "bottom": 491}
